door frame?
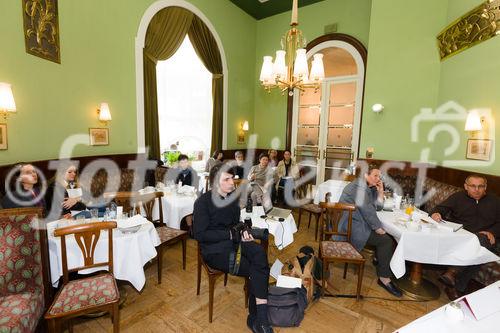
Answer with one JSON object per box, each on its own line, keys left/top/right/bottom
{"left": 286, "top": 33, "right": 367, "bottom": 152}
{"left": 289, "top": 34, "right": 367, "bottom": 184}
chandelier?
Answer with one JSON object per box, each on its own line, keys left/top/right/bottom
{"left": 259, "top": 0, "right": 325, "bottom": 95}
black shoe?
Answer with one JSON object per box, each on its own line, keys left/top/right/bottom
{"left": 377, "top": 279, "right": 402, "bottom": 298}
{"left": 247, "top": 314, "right": 255, "bottom": 331}
{"left": 251, "top": 321, "right": 274, "bottom": 333}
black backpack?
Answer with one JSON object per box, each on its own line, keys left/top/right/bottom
{"left": 267, "top": 286, "right": 308, "bottom": 327}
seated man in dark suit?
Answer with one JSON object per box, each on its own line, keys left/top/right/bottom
{"left": 431, "top": 174, "right": 500, "bottom": 299}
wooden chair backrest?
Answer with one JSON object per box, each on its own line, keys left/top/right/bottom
{"left": 319, "top": 202, "right": 356, "bottom": 242}
{"left": 132, "top": 192, "right": 164, "bottom": 225}
{"left": 54, "top": 221, "right": 117, "bottom": 284}
{"left": 103, "top": 191, "right": 135, "bottom": 214}
{"left": 0, "top": 207, "right": 52, "bottom": 306}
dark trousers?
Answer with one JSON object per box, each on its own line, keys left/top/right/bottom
{"left": 365, "top": 231, "right": 394, "bottom": 278}
{"left": 455, "top": 233, "right": 496, "bottom": 292}
{"left": 204, "top": 241, "right": 270, "bottom": 306}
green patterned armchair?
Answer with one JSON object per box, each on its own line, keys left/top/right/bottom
{"left": 0, "top": 208, "right": 51, "bottom": 333}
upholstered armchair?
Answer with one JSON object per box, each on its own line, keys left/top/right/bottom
{"left": 0, "top": 207, "right": 51, "bottom": 333}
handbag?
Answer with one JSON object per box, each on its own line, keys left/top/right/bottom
{"left": 267, "top": 286, "right": 308, "bottom": 327}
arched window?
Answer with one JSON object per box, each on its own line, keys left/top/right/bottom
{"left": 135, "top": 1, "right": 228, "bottom": 160}
{"left": 157, "top": 36, "right": 212, "bottom": 169}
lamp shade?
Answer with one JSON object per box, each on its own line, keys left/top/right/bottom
{"left": 273, "top": 50, "right": 287, "bottom": 80}
{"left": 98, "top": 102, "right": 112, "bottom": 121}
{"left": 465, "top": 110, "right": 482, "bottom": 131}
{"left": 242, "top": 120, "right": 249, "bottom": 131}
{"left": 293, "top": 49, "right": 309, "bottom": 79}
{"left": 260, "top": 56, "right": 274, "bottom": 84}
{"left": 309, "top": 53, "right": 325, "bottom": 82}
{"left": 0, "top": 82, "right": 16, "bottom": 112}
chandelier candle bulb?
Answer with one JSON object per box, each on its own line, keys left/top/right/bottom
{"left": 259, "top": 56, "right": 274, "bottom": 83}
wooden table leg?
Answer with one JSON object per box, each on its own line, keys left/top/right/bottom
{"left": 393, "top": 262, "right": 440, "bottom": 301}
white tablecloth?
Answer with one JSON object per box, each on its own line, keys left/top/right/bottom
{"left": 397, "top": 281, "right": 500, "bottom": 333}
{"left": 377, "top": 210, "right": 500, "bottom": 278}
{"left": 313, "top": 180, "right": 349, "bottom": 204}
{"left": 47, "top": 219, "right": 160, "bottom": 291}
{"left": 149, "top": 192, "right": 197, "bottom": 229}
{"left": 241, "top": 206, "right": 298, "bottom": 250}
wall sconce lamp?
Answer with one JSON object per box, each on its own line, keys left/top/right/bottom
{"left": 372, "top": 103, "right": 384, "bottom": 113}
{"left": 0, "top": 82, "right": 17, "bottom": 120}
{"left": 464, "top": 110, "right": 487, "bottom": 139}
{"left": 465, "top": 110, "right": 482, "bottom": 131}
{"left": 237, "top": 120, "right": 249, "bottom": 144}
{"left": 97, "top": 102, "right": 112, "bottom": 126}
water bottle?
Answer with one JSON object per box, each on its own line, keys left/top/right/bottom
{"left": 109, "top": 202, "right": 117, "bottom": 219}
{"left": 246, "top": 194, "right": 253, "bottom": 214}
{"left": 104, "top": 208, "right": 110, "bottom": 221}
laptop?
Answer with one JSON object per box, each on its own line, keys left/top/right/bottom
{"left": 263, "top": 201, "right": 291, "bottom": 220}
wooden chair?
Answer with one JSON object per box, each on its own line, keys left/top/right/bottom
{"left": 130, "top": 191, "right": 165, "bottom": 226}
{"left": 196, "top": 243, "right": 248, "bottom": 323}
{"left": 136, "top": 192, "right": 188, "bottom": 284}
{"left": 45, "top": 222, "right": 120, "bottom": 332}
{"left": 0, "top": 207, "right": 51, "bottom": 333}
{"left": 103, "top": 191, "right": 135, "bottom": 216}
{"left": 318, "top": 202, "right": 365, "bottom": 300}
{"left": 298, "top": 192, "right": 331, "bottom": 240}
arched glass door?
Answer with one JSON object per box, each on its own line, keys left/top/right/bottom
{"left": 291, "top": 39, "right": 366, "bottom": 186}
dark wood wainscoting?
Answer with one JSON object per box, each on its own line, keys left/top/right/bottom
{"left": 358, "top": 158, "right": 500, "bottom": 195}
{"left": 0, "top": 153, "right": 147, "bottom": 195}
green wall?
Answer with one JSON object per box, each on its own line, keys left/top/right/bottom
{"left": 359, "top": 0, "right": 448, "bottom": 162}
{"left": 434, "top": 0, "right": 500, "bottom": 175}
{"left": 0, "top": 0, "right": 256, "bottom": 165}
{"left": 253, "top": 0, "right": 372, "bottom": 149}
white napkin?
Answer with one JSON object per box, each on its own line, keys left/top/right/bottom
{"left": 117, "top": 214, "right": 149, "bottom": 229}
{"left": 177, "top": 185, "right": 196, "bottom": 195}
{"left": 139, "top": 186, "right": 155, "bottom": 194}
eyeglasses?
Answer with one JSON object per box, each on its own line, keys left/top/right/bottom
{"left": 466, "top": 184, "right": 486, "bottom": 190}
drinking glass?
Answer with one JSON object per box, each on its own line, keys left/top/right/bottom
{"left": 90, "top": 208, "right": 99, "bottom": 221}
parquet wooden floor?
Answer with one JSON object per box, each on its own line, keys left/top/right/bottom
{"left": 69, "top": 210, "right": 448, "bottom": 332}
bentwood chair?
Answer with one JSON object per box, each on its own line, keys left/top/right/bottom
{"left": 45, "top": 222, "right": 120, "bottom": 332}
{"left": 196, "top": 242, "right": 249, "bottom": 323}
{"left": 298, "top": 192, "right": 331, "bottom": 240}
{"left": 135, "top": 192, "right": 188, "bottom": 284}
{"left": 318, "top": 202, "right": 365, "bottom": 300}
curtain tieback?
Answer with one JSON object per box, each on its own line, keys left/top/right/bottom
{"left": 144, "top": 50, "right": 158, "bottom": 64}
{"left": 213, "top": 74, "right": 223, "bottom": 79}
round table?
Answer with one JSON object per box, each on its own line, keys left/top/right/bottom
{"left": 378, "top": 210, "right": 499, "bottom": 300}
{"left": 47, "top": 218, "right": 160, "bottom": 291}
{"left": 241, "top": 206, "right": 297, "bottom": 250}
{"left": 313, "top": 180, "right": 349, "bottom": 204}
{"left": 148, "top": 191, "right": 197, "bottom": 229}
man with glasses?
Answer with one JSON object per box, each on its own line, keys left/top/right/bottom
{"left": 431, "top": 174, "right": 500, "bottom": 299}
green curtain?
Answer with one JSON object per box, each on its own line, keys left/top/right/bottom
{"left": 188, "top": 16, "right": 224, "bottom": 155}
{"left": 143, "top": 7, "right": 194, "bottom": 159}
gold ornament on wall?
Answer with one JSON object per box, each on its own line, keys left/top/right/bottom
{"left": 437, "top": 0, "right": 500, "bottom": 61}
{"left": 22, "top": 0, "right": 61, "bottom": 63}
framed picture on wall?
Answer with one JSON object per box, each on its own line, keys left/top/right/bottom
{"left": 0, "top": 124, "right": 7, "bottom": 150}
{"left": 466, "top": 139, "right": 492, "bottom": 161}
{"left": 89, "top": 128, "right": 109, "bottom": 146}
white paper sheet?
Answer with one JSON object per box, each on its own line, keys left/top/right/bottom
{"left": 270, "top": 259, "right": 284, "bottom": 280}
{"left": 276, "top": 275, "right": 302, "bottom": 289}
{"left": 66, "top": 188, "right": 83, "bottom": 198}
{"left": 463, "top": 283, "right": 500, "bottom": 320}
